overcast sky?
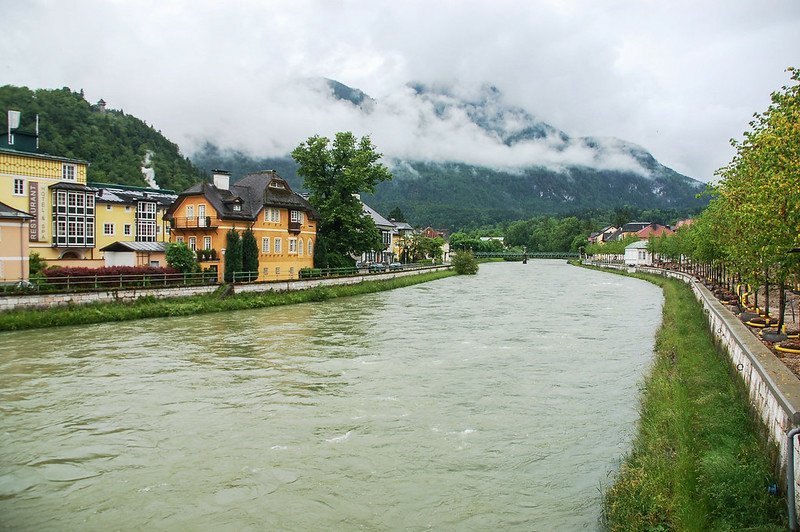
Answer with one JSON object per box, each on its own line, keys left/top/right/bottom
{"left": 2, "top": 0, "right": 798, "bottom": 182}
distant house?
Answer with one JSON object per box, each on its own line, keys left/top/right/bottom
{"left": 636, "top": 223, "right": 674, "bottom": 239}
{"left": 164, "top": 170, "right": 317, "bottom": 281}
{"left": 359, "top": 200, "right": 395, "bottom": 264}
{"left": 0, "top": 201, "right": 33, "bottom": 283}
{"left": 672, "top": 218, "right": 694, "bottom": 230}
{"left": 390, "top": 220, "right": 415, "bottom": 263}
{"left": 588, "top": 226, "right": 618, "bottom": 244}
{"left": 624, "top": 240, "right": 652, "bottom": 266}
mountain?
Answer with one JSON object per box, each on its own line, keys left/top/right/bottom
{"left": 0, "top": 85, "right": 203, "bottom": 192}
{"left": 192, "top": 80, "right": 706, "bottom": 229}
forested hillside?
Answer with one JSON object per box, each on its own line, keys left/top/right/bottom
{"left": 0, "top": 85, "right": 203, "bottom": 191}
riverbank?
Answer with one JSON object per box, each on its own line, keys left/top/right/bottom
{"left": 0, "top": 270, "right": 456, "bottom": 332}
{"left": 581, "top": 265, "right": 785, "bottom": 529}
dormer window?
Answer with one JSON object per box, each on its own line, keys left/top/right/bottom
{"left": 268, "top": 178, "right": 287, "bottom": 189}
{"left": 62, "top": 163, "right": 76, "bottom": 181}
{"left": 290, "top": 210, "right": 304, "bottom": 223}
{"left": 233, "top": 204, "right": 241, "bottom": 212}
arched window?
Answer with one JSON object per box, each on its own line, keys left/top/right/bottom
{"left": 298, "top": 238, "right": 304, "bottom": 256}
{"left": 307, "top": 239, "right": 313, "bottom": 256}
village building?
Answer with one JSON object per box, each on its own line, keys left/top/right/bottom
{"left": 0, "top": 201, "right": 33, "bottom": 282}
{"left": 93, "top": 183, "right": 177, "bottom": 264}
{"left": 624, "top": 240, "right": 652, "bottom": 266}
{"left": 1, "top": 113, "right": 96, "bottom": 265}
{"left": 358, "top": 200, "right": 395, "bottom": 264}
{"left": 164, "top": 170, "right": 316, "bottom": 281}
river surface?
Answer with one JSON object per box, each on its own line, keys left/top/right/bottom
{"left": 0, "top": 261, "right": 662, "bottom": 531}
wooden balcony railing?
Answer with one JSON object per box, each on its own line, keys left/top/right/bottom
{"left": 288, "top": 221, "right": 302, "bottom": 234}
{"left": 169, "top": 216, "right": 219, "bottom": 230}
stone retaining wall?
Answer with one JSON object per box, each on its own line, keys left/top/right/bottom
{"left": 0, "top": 266, "right": 451, "bottom": 312}
{"left": 587, "top": 261, "right": 800, "bottom": 517}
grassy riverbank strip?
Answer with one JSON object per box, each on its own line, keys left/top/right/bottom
{"left": 0, "top": 270, "right": 456, "bottom": 332}
{"left": 580, "top": 265, "right": 785, "bottom": 530}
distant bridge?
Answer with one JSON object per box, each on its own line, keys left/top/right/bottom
{"left": 472, "top": 251, "right": 579, "bottom": 261}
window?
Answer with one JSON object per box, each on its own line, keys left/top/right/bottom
{"left": 289, "top": 238, "right": 297, "bottom": 254}
{"left": 261, "top": 237, "right": 270, "bottom": 253}
{"left": 13, "top": 179, "right": 24, "bottom": 196}
{"left": 382, "top": 230, "right": 392, "bottom": 246}
{"left": 290, "top": 210, "right": 304, "bottom": 223}
{"left": 52, "top": 189, "right": 94, "bottom": 247}
{"left": 103, "top": 223, "right": 114, "bottom": 236}
{"left": 106, "top": 204, "right": 112, "bottom": 211}
{"left": 149, "top": 260, "right": 160, "bottom": 267}
{"left": 188, "top": 236, "right": 196, "bottom": 250}
{"left": 123, "top": 224, "right": 132, "bottom": 236}
{"left": 265, "top": 208, "right": 279, "bottom": 222}
{"left": 136, "top": 201, "right": 157, "bottom": 242}
{"left": 186, "top": 205, "right": 194, "bottom": 220}
{"left": 263, "top": 267, "right": 269, "bottom": 275}
{"left": 204, "top": 236, "right": 212, "bottom": 250}
{"left": 233, "top": 204, "right": 241, "bottom": 212}
{"left": 176, "top": 236, "right": 184, "bottom": 244}
{"left": 298, "top": 238, "right": 304, "bottom": 256}
{"left": 274, "top": 238, "right": 282, "bottom": 253}
{"left": 62, "top": 163, "right": 76, "bottom": 181}
{"left": 308, "top": 239, "right": 313, "bottom": 256}
{"left": 197, "top": 205, "right": 206, "bottom": 227}
{"left": 275, "top": 267, "right": 281, "bottom": 276}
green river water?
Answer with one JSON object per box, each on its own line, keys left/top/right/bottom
{"left": 0, "top": 261, "right": 662, "bottom": 530}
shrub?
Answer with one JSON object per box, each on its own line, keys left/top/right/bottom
{"left": 166, "top": 242, "right": 198, "bottom": 273}
{"left": 452, "top": 250, "right": 479, "bottom": 275}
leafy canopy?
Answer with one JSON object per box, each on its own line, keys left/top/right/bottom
{"left": 292, "top": 132, "right": 392, "bottom": 267}
{"left": 166, "top": 242, "right": 198, "bottom": 273}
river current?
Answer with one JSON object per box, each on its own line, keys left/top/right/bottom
{"left": 0, "top": 261, "right": 662, "bottom": 530}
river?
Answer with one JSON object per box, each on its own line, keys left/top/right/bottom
{"left": 0, "top": 261, "right": 663, "bottom": 530}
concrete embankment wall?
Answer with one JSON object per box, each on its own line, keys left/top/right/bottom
{"left": 587, "top": 261, "right": 800, "bottom": 516}
{"left": 0, "top": 266, "right": 451, "bottom": 312}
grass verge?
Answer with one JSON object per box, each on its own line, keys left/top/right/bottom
{"left": 0, "top": 270, "right": 456, "bottom": 332}
{"left": 584, "top": 265, "right": 785, "bottom": 530}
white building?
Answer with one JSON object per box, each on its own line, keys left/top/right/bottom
{"left": 624, "top": 240, "right": 652, "bottom": 266}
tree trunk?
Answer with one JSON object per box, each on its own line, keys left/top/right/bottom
{"left": 778, "top": 282, "right": 786, "bottom": 332}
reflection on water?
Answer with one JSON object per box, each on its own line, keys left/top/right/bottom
{"left": 0, "top": 261, "right": 662, "bottom": 530}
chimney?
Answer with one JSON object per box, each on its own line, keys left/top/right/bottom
{"left": 212, "top": 170, "right": 230, "bottom": 190}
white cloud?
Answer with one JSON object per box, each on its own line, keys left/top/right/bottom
{"left": 1, "top": 0, "right": 798, "bottom": 182}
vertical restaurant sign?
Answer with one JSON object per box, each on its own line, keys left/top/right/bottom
{"left": 28, "top": 181, "right": 38, "bottom": 241}
{"left": 38, "top": 184, "right": 47, "bottom": 241}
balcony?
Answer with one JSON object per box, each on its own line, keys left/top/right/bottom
{"left": 170, "top": 216, "right": 220, "bottom": 230}
{"left": 288, "top": 221, "right": 302, "bottom": 234}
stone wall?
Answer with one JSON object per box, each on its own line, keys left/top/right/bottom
{"left": 0, "top": 266, "right": 451, "bottom": 312}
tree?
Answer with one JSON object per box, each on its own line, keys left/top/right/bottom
{"left": 388, "top": 206, "right": 407, "bottom": 222}
{"left": 292, "top": 132, "right": 393, "bottom": 268}
{"left": 224, "top": 228, "right": 242, "bottom": 282}
{"left": 241, "top": 228, "right": 259, "bottom": 273}
{"left": 452, "top": 250, "right": 479, "bottom": 275}
{"left": 166, "top": 242, "right": 197, "bottom": 273}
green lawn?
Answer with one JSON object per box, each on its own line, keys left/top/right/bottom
{"left": 598, "top": 270, "right": 785, "bottom": 531}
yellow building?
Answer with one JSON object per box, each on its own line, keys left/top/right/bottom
{"left": 1, "top": 123, "right": 95, "bottom": 262}
{"left": 0, "top": 201, "right": 33, "bottom": 282}
{"left": 164, "top": 171, "right": 317, "bottom": 281}
{"left": 93, "top": 183, "right": 176, "bottom": 252}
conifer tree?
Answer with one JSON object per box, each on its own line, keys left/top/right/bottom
{"left": 241, "top": 228, "right": 259, "bottom": 274}
{"left": 224, "top": 229, "right": 242, "bottom": 282}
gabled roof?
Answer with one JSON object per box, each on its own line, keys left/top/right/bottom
{"left": 392, "top": 221, "right": 414, "bottom": 232}
{"left": 361, "top": 201, "right": 394, "bottom": 230}
{"left": 636, "top": 224, "right": 674, "bottom": 238}
{"left": 0, "top": 201, "right": 33, "bottom": 219}
{"left": 92, "top": 183, "right": 177, "bottom": 207}
{"left": 100, "top": 241, "right": 169, "bottom": 252}
{"left": 621, "top": 222, "right": 652, "bottom": 233}
{"left": 166, "top": 171, "right": 317, "bottom": 221}
{"left": 625, "top": 240, "right": 649, "bottom": 250}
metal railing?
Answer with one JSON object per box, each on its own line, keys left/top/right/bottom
{"left": 232, "top": 271, "right": 259, "bottom": 283}
{"left": 3, "top": 271, "right": 219, "bottom": 293}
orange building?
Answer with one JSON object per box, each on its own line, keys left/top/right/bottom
{"left": 164, "top": 171, "right": 316, "bottom": 281}
{"left": 0, "top": 201, "right": 33, "bottom": 283}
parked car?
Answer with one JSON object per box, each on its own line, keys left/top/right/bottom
{"left": 369, "top": 263, "right": 386, "bottom": 272}
{"left": 389, "top": 262, "right": 403, "bottom": 271}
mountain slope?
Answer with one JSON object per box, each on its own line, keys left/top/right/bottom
{"left": 192, "top": 80, "right": 706, "bottom": 229}
{"left": 0, "top": 85, "right": 203, "bottom": 191}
